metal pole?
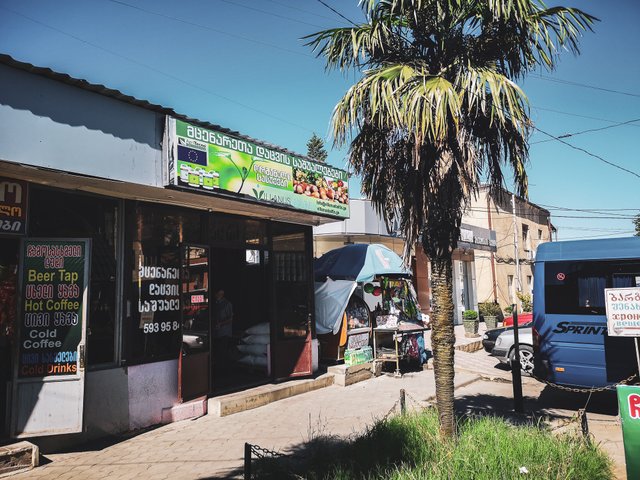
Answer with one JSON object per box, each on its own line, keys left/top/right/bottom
{"left": 511, "top": 306, "right": 524, "bottom": 413}
{"left": 511, "top": 193, "right": 522, "bottom": 295}
{"left": 400, "top": 389, "right": 406, "bottom": 414}
{"left": 244, "top": 443, "right": 252, "bottom": 480}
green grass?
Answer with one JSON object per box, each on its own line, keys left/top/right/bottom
{"left": 255, "top": 409, "right": 612, "bottom": 479}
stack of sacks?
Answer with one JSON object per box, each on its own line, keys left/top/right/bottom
{"left": 237, "top": 322, "right": 269, "bottom": 369}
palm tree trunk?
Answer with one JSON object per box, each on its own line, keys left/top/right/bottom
{"left": 430, "top": 254, "right": 456, "bottom": 438}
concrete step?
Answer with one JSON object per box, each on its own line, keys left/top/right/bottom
{"left": 209, "top": 373, "right": 335, "bottom": 417}
{"left": 162, "top": 396, "right": 208, "bottom": 424}
{"left": 327, "top": 362, "right": 374, "bottom": 386}
{"left": 455, "top": 340, "right": 483, "bottom": 353}
{"left": 0, "top": 441, "right": 39, "bottom": 477}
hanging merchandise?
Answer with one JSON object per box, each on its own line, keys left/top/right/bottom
{"left": 363, "top": 283, "right": 374, "bottom": 294}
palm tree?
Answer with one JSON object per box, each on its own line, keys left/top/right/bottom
{"left": 306, "top": 0, "right": 596, "bottom": 437}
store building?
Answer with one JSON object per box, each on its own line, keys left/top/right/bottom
{"left": 313, "top": 199, "right": 497, "bottom": 324}
{"left": 0, "top": 54, "right": 349, "bottom": 442}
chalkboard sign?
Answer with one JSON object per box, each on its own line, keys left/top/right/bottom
{"left": 17, "top": 239, "right": 89, "bottom": 378}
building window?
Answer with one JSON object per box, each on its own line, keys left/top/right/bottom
{"left": 124, "top": 202, "right": 206, "bottom": 364}
{"left": 527, "top": 275, "right": 533, "bottom": 294}
{"left": 522, "top": 224, "right": 530, "bottom": 250}
{"left": 538, "top": 229, "right": 543, "bottom": 240}
{"left": 29, "top": 188, "right": 119, "bottom": 366}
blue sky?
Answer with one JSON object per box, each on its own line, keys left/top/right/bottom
{"left": 0, "top": 0, "right": 638, "bottom": 240}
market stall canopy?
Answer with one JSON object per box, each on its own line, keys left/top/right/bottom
{"left": 314, "top": 279, "right": 357, "bottom": 335}
{"left": 314, "top": 244, "right": 410, "bottom": 283}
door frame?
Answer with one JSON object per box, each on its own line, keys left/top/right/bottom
{"left": 178, "top": 243, "right": 211, "bottom": 402}
{"left": 268, "top": 223, "right": 315, "bottom": 381}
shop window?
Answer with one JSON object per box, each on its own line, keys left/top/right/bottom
{"left": 210, "top": 215, "right": 266, "bottom": 247}
{"left": 29, "top": 188, "right": 118, "bottom": 366}
{"left": 124, "top": 202, "right": 206, "bottom": 364}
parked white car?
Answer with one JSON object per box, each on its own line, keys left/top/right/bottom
{"left": 491, "top": 327, "right": 534, "bottom": 375}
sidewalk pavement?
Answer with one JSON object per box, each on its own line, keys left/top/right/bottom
{"left": 17, "top": 369, "right": 479, "bottom": 480}
{"left": 15, "top": 326, "right": 626, "bottom": 480}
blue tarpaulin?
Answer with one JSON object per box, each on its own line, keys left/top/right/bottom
{"left": 314, "top": 244, "right": 411, "bottom": 283}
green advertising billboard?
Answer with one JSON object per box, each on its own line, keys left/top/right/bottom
{"left": 18, "top": 239, "right": 88, "bottom": 378}
{"left": 166, "top": 118, "right": 350, "bottom": 219}
{"left": 617, "top": 385, "right": 640, "bottom": 479}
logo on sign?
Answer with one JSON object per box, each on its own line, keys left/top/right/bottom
{"left": 629, "top": 393, "right": 640, "bottom": 419}
{"left": 557, "top": 273, "right": 566, "bottom": 281}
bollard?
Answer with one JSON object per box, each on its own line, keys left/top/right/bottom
{"left": 400, "top": 389, "right": 406, "bottom": 414}
{"left": 244, "top": 443, "right": 252, "bottom": 480}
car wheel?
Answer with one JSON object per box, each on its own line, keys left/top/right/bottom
{"left": 510, "top": 345, "right": 534, "bottom": 376}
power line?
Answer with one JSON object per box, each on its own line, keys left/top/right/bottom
{"left": 558, "top": 231, "right": 635, "bottom": 240}
{"left": 106, "top": 0, "right": 313, "bottom": 58}
{"left": 539, "top": 204, "right": 639, "bottom": 212}
{"left": 315, "top": 0, "right": 358, "bottom": 27}
{"left": 1, "top": 5, "right": 314, "bottom": 133}
{"left": 532, "top": 106, "right": 640, "bottom": 128}
{"left": 554, "top": 226, "right": 632, "bottom": 232}
{"left": 531, "top": 118, "right": 640, "bottom": 145}
{"left": 535, "top": 205, "right": 634, "bottom": 218}
{"left": 216, "top": 0, "right": 325, "bottom": 28}
{"left": 531, "top": 73, "right": 640, "bottom": 99}
{"left": 263, "top": 0, "right": 343, "bottom": 23}
{"left": 466, "top": 208, "right": 636, "bottom": 220}
{"left": 533, "top": 126, "right": 640, "bottom": 179}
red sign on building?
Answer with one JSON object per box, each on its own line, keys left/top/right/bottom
{"left": 0, "top": 177, "right": 28, "bottom": 235}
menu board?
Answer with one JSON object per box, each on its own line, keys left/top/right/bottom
{"left": 18, "top": 239, "right": 88, "bottom": 378}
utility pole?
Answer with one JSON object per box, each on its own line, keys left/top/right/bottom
{"left": 511, "top": 193, "right": 521, "bottom": 305}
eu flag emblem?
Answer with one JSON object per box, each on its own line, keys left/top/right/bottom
{"left": 178, "top": 145, "right": 207, "bottom": 166}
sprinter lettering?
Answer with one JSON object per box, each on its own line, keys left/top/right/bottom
{"left": 552, "top": 321, "right": 607, "bottom": 335}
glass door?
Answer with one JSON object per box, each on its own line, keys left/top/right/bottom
{"left": 271, "top": 223, "right": 313, "bottom": 380}
{"left": 180, "top": 245, "right": 210, "bottom": 401}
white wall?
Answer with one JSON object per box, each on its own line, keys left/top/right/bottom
{"left": 0, "top": 64, "right": 163, "bottom": 186}
{"left": 127, "top": 359, "right": 179, "bottom": 430}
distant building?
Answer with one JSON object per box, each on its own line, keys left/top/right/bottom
{"left": 313, "top": 199, "right": 497, "bottom": 325}
{"left": 314, "top": 187, "right": 553, "bottom": 320}
{"left": 463, "top": 186, "right": 555, "bottom": 311}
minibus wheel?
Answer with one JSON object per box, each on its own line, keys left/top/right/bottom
{"left": 510, "top": 345, "right": 534, "bottom": 376}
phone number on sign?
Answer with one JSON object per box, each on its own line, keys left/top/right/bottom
{"left": 143, "top": 321, "right": 180, "bottom": 334}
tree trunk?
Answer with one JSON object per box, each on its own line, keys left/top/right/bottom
{"left": 430, "top": 254, "right": 456, "bottom": 438}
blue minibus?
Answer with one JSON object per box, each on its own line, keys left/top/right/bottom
{"left": 533, "top": 237, "right": 640, "bottom": 388}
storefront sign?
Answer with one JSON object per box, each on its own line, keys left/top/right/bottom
{"left": 617, "top": 385, "right": 640, "bottom": 479}
{"left": 605, "top": 287, "right": 640, "bottom": 336}
{"left": 458, "top": 224, "right": 497, "bottom": 252}
{"left": 17, "top": 239, "right": 88, "bottom": 378}
{"left": 0, "top": 177, "right": 28, "bottom": 235}
{"left": 137, "top": 259, "right": 181, "bottom": 335}
{"left": 347, "top": 332, "right": 370, "bottom": 350}
{"left": 165, "top": 117, "right": 350, "bottom": 219}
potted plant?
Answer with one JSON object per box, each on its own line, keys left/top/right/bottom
{"left": 462, "top": 309, "right": 479, "bottom": 336}
{"left": 478, "top": 302, "right": 502, "bottom": 329}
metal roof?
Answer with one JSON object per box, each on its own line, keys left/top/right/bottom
{"left": 0, "top": 53, "right": 318, "bottom": 163}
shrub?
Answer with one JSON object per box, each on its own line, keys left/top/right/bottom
{"left": 478, "top": 302, "right": 503, "bottom": 320}
{"left": 517, "top": 291, "right": 533, "bottom": 312}
{"left": 462, "top": 309, "right": 478, "bottom": 320}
